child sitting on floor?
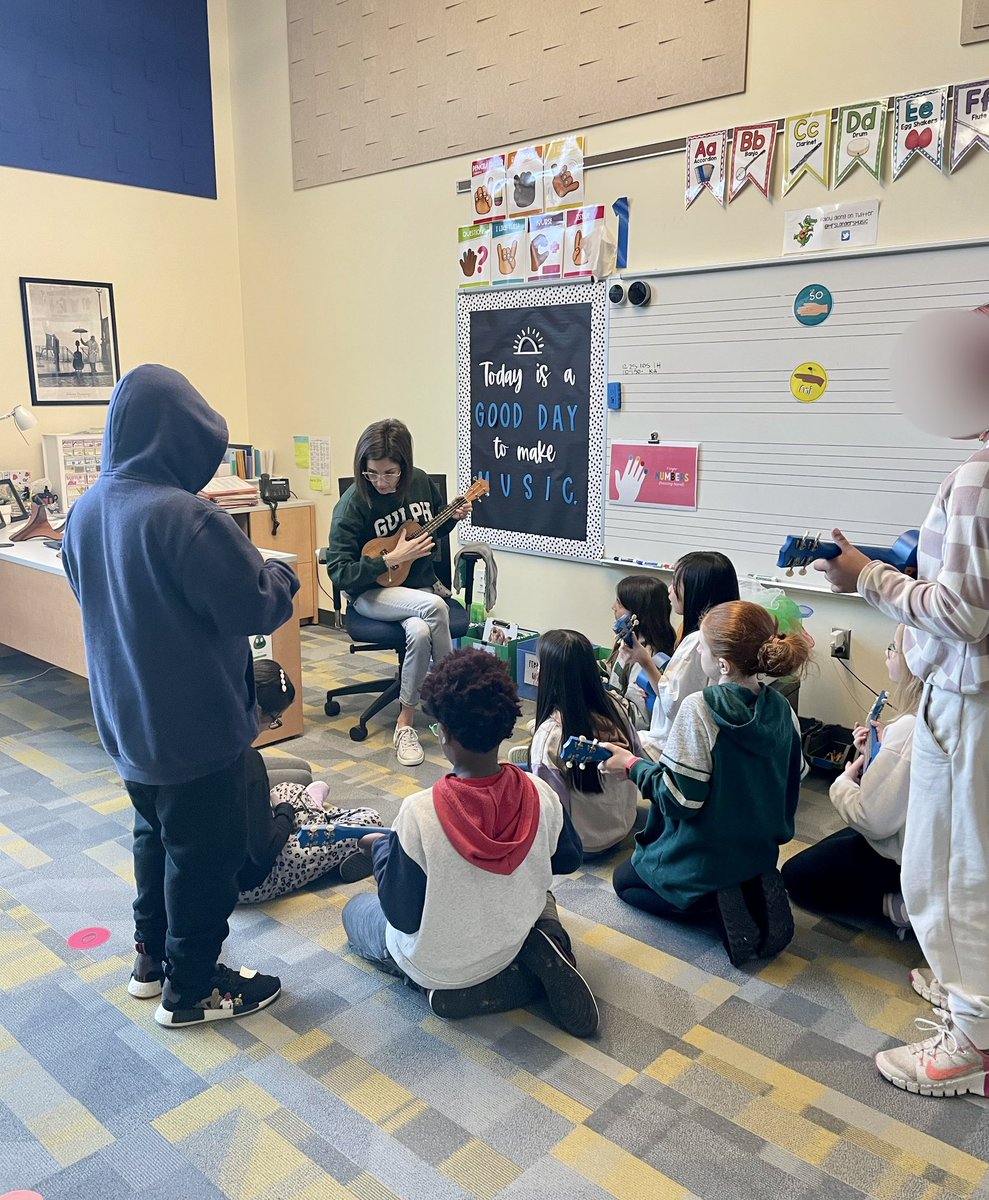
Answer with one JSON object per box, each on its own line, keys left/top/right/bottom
{"left": 238, "top": 662, "right": 384, "bottom": 902}
{"left": 601, "top": 601, "right": 809, "bottom": 966}
{"left": 603, "top": 574, "right": 676, "bottom": 728}
{"left": 341, "top": 649, "right": 598, "bottom": 1037}
{"left": 782, "top": 623, "right": 921, "bottom": 934}
{"left": 530, "top": 629, "right": 642, "bottom": 855}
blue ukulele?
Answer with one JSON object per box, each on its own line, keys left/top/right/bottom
{"left": 296, "top": 823, "right": 391, "bottom": 849}
{"left": 559, "top": 735, "right": 613, "bottom": 769}
{"left": 613, "top": 612, "right": 639, "bottom": 647}
{"left": 863, "top": 690, "right": 888, "bottom": 771}
{"left": 777, "top": 530, "right": 920, "bottom": 578}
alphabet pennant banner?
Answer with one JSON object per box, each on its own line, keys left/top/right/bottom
{"left": 950, "top": 78, "right": 989, "bottom": 171}
{"left": 833, "top": 100, "right": 888, "bottom": 185}
{"left": 684, "top": 130, "right": 728, "bottom": 208}
{"left": 782, "top": 111, "right": 832, "bottom": 194}
{"left": 728, "top": 122, "right": 777, "bottom": 200}
{"left": 892, "top": 86, "right": 948, "bottom": 179}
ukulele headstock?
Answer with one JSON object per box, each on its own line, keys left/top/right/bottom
{"left": 777, "top": 530, "right": 823, "bottom": 576}
{"left": 559, "top": 735, "right": 613, "bottom": 769}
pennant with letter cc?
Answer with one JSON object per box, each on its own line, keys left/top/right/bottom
{"left": 782, "top": 111, "right": 832, "bottom": 194}
{"left": 728, "top": 122, "right": 777, "bottom": 201}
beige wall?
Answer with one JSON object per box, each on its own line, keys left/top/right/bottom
{"left": 0, "top": 1, "right": 249, "bottom": 490}
{"left": 228, "top": 2, "right": 989, "bottom": 725}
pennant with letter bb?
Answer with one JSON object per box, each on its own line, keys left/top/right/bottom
{"left": 728, "top": 122, "right": 777, "bottom": 201}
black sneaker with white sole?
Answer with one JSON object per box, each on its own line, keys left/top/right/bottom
{"left": 338, "top": 849, "right": 375, "bottom": 884}
{"left": 744, "top": 869, "right": 794, "bottom": 959}
{"left": 518, "top": 928, "right": 599, "bottom": 1037}
{"left": 154, "top": 964, "right": 281, "bottom": 1027}
{"left": 128, "top": 943, "right": 166, "bottom": 999}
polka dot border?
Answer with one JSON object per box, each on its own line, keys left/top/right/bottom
{"left": 456, "top": 282, "right": 607, "bottom": 561}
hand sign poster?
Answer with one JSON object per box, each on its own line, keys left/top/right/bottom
{"left": 608, "top": 441, "right": 699, "bottom": 510}
{"left": 456, "top": 282, "right": 607, "bottom": 560}
{"left": 457, "top": 225, "right": 491, "bottom": 288}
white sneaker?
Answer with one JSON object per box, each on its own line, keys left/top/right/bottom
{"left": 394, "top": 726, "right": 424, "bottom": 767}
{"left": 910, "top": 966, "right": 950, "bottom": 1009}
{"left": 882, "top": 892, "right": 911, "bottom": 939}
{"left": 875, "top": 1011, "right": 989, "bottom": 1097}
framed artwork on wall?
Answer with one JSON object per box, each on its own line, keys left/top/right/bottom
{"left": 19, "top": 278, "right": 120, "bottom": 406}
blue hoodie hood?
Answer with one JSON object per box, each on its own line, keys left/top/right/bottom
{"left": 101, "top": 364, "right": 228, "bottom": 493}
{"left": 62, "top": 364, "right": 299, "bottom": 786}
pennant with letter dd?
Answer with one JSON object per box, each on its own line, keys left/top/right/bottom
{"left": 892, "top": 86, "right": 948, "bottom": 179}
{"left": 950, "top": 79, "right": 989, "bottom": 172}
{"left": 685, "top": 130, "right": 728, "bottom": 208}
{"left": 728, "top": 122, "right": 777, "bottom": 201}
{"left": 834, "top": 100, "right": 888, "bottom": 185}
{"left": 782, "top": 111, "right": 832, "bottom": 194}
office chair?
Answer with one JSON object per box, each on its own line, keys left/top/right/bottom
{"left": 323, "top": 474, "right": 470, "bottom": 742}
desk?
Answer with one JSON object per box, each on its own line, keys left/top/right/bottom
{"left": 0, "top": 538, "right": 303, "bottom": 747}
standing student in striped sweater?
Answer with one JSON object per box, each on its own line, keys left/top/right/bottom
{"left": 817, "top": 303, "right": 989, "bottom": 1099}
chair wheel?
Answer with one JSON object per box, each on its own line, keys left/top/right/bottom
{"left": 324, "top": 700, "right": 341, "bottom": 717}
{"left": 349, "top": 725, "right": 368, "bottom": 742}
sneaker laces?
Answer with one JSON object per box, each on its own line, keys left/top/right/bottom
{"left": 396, "top": 727, "right": 420, "bottom": 749}
{"left": 910, "top": 1013, "right": 959, "bottom": 1061}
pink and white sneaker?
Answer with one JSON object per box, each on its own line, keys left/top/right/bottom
{"left": 876, "top": 1011, "right": 989, "bottom": 1097}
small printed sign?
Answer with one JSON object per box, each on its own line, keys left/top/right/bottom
{"left": 793, "top": 284, "right": 833, "bottom": 326}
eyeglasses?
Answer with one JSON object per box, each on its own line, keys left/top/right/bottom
{"left": 429, "top": 722, "right": 441, "bottom": 738}
{"left": 885, "top": 643, "right": 897, "bottom": 656}
{"left": 362, "top": 469, "right": 401, "bottom": 481}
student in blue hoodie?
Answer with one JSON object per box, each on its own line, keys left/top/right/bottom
{"left": 62, "top": 365, "right": 299, "bottom": 1028}
{"left": 601, "top": 600, "right": 810, "bottom": 966}
{"left": 341, "top": 649, "right": 599, "bottom": 1037}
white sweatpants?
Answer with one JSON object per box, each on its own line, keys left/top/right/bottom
{"left": 902, "top": 683, "right": 989, "bottom": 1046}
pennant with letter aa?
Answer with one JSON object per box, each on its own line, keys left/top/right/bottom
{"left": 782, "top": 111, "right": 832, "bottom": 194}
{"left": 950, "top": 79, "right": 989, "bottom": 172}
{"left": 834, "top": 99, "right": 887, "bottom": 185}
{"left": 685, "top": 130, "right": 728, "bottom": 208}
{"left": 728, "top": 122, "right": 777, "bottom": 201}
{"left": 892, "top": 87, "right": 947, "bottom": 179}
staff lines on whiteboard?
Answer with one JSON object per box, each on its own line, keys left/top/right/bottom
{"left": 610, "top": 295, "right": 989, "bottom": 324}
{"left": 609, "top": 506, "right": 920, "bottom": 535}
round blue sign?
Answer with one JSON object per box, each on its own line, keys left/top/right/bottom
{"left": 793, "top": 284, "right": 833, "bottom": 326}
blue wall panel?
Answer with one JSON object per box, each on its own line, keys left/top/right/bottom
{"left": 0, "top": 0, "right": 216, "bottom": 199}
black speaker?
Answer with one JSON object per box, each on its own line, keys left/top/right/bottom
{"left": 608, "top": 283, "right": 625, "bottom": 304}
{"left": 629, "top": 281, "right": 652, "bottom": 307}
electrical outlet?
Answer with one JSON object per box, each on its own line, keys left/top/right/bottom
{"left": 830, "top": 628, "right": 851, "bottom": 660}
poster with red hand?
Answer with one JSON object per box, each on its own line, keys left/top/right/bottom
{"left": 608, "top": 441, "right": 699, "bottom": 510}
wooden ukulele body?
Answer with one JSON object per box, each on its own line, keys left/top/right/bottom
{"left": 362, "top": 521, "right": 429, "bottom": 588}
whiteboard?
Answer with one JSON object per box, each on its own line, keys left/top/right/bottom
{"left": 604, "top": 242, "right": 989, "bottom": 582}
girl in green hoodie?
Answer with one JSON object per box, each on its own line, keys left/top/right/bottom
{"left": 601, "top": 600, "right": 810, "bottom": 965}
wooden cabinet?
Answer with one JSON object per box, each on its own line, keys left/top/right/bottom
{"left": 231, "top": 502, "right": 319, "bottom": 624}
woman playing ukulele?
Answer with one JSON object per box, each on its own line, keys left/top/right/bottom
{"left": 327, "top": 419, "right": 471, "bottom": 766}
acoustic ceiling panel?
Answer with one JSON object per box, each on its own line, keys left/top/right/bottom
{"left": 287, "top": 0, "right": 749, "bottom": 188}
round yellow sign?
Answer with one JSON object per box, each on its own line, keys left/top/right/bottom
{"left": 790, "top": 362, "right": 828, "bottom": 403}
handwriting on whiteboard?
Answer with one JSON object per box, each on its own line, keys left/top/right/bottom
{"left": 622, "top": 362, "right": 662, "bottom": 375}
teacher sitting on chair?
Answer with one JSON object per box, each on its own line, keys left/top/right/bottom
{"left": 327, "top": 419, "right": 470, "bottom": 766}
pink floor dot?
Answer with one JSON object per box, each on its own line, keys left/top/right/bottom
{"left": 1, "top": 1191, "right": 45, "bottom": 1199}
{"left": 67, "top": 926, "right": 110, "bottom": 950}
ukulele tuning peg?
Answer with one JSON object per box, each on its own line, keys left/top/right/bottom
{"left": 786, "top": 566, "right": 794, "bottom": 577}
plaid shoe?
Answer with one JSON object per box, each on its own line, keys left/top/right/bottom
{"left": 876, "top": 1011, "right": 989, "bottom": 1097}
{"left": 128, "top": 943, "right": 166, "bottom": 999}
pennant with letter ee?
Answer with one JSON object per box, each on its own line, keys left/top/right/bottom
{"left": 892, "top": 87, "right": 947, "bottom": 179}
{"left": 834, "top": 100, "right": 887, "bottom": 185}
{"left": 728, "top": 122, "right": 777, "bottom": 201}
{"left": 950, "top": 79, "right": 989, "bottom": 172}
{"left": 685, "top": 130, "right": 728, "bottom": 208}
{"left": 783, "top": 111, "right": 832, "bottom": 194}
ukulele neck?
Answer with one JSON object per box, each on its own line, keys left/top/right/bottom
{"left": 419, "top": 497, "right": 463, "bottom": 538}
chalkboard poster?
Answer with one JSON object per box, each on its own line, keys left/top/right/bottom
{"left": 456, "top": 282, "right": 607, "bottom": 560}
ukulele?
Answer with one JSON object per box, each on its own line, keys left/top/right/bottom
{"left": 776, "top": 529, "right": 919, "bottom": 578}
{"left": 559, "top": 735, "right": 614, "bottom": 769}
{"left": 362, "top": 478, "right": 490, "bottom": 588}
{"left": 863, "top": 690, "right": 888, "bottom": 772}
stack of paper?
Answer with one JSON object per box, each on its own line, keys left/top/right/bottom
{"left": 198, "top": 475, "right": 260, "bottom": 508}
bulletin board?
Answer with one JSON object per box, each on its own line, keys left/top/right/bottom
{"left": 456, "top": 282, "right": 608, "bottom": 561}
{"left": 605, "top": 242, "right": 988, "bottom": 581}
{"left": 286, "top": 0, "right": 749, "bottom": 187}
